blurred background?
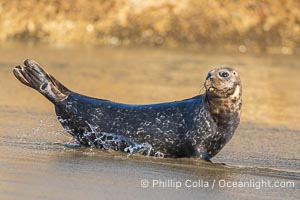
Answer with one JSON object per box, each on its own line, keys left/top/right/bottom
{"left": 1, "top": 0, "right": 299, "bottom": 128}
{"left": 0, "top": 0, "right": 299, "bottom": 54}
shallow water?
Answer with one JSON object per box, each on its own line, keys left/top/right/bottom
{"left": 0, "top": 42, "right": 299, "bottom": 199}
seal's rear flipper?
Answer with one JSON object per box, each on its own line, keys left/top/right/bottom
{"left": 13, "top": 59, "right": 70, "bottom": 104}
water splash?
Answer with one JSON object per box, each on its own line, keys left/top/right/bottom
{"left": 79, "top": 121, "right": 160, "bottom": 157}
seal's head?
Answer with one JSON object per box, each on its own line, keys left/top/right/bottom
{"left": 201, "top": 67, "right": 242, "bottom": 159}
{"left": 205, "top": 67, "right": 241, "bottom": 99}
{"left": 204, "top": 67, "right": 242, "bottom": 121}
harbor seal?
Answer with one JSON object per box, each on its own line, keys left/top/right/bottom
{"left": 13, "top": 59, "right": 242, "bottom": 161}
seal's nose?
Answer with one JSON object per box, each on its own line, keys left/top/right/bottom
{"left": 206, "top": 72, "right": 212, "bottom": 80}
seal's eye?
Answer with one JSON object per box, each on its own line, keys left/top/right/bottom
{"left": 219, "top": 72, "right": 229, "bottom": 78}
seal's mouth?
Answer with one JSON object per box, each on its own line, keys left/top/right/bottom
{"left": 206, "top": 85, "right": 219, "bottom": 93}
{"left": 205, "top": 78, "right": 225, "bottom": 92}
{"left": 204, "top": 69, "right": 239, "bottom": 98}
{"left": 206, "top": 85, "right": 234, "bottom": 97}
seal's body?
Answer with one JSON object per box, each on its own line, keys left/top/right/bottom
{"left": 13, "top": 59, "right": 242, "bottom": 161}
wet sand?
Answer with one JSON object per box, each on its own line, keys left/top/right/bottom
{"left": 0, "top": 43, "right": 299, "bottom": 199}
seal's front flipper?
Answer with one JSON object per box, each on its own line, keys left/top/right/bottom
{"left": 199, "top": 153, "right": 212, "bottom": 162}
{"left": 196, "top": 145, "right": 212, "bottom": 162}
{"left": 13, "top": 59, "right": 70, "bottom": 104}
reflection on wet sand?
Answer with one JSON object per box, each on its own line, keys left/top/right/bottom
{"left": 0, "top": 139, "right": 298, "bottom": 200}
